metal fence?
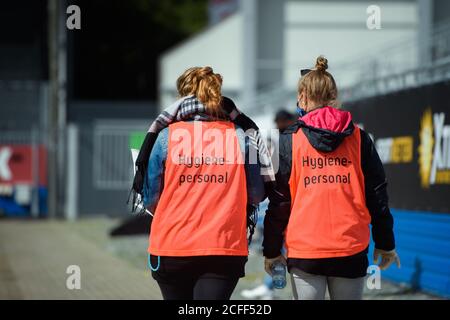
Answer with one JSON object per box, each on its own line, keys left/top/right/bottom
{"left": 73, "top": 114, "right": 151, "bottom": 216}
{"left": 92, "top": 121, "right": 145, "bottom": 190}
{"left": 0, "top": 80, "right": 48, "bottom": 132}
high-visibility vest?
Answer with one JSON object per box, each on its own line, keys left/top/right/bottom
{"left": 286, "top": 126, "right": 371, "bottom": 258}
{"left": 148, "top": 121, "right": 248, "bottom": 257}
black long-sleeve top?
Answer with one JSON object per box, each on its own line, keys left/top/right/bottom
{"left": 263, "top": 120, "right": 395, "bottom": 278}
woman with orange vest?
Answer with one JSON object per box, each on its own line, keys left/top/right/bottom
{"left": 144, "top": 66, "right": 265, "bottom": 300}
{"left": 263, "top": 56, "right": 401, "bottom": 300}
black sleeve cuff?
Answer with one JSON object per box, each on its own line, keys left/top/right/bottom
{"left": 263, "top": 248, "right": 282, "bottom": 259}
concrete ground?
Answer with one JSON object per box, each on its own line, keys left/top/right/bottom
{"left": 0, "top": 217, "right": 442, "bottom": 300}
{"left": 0, "top": 218, "right": 161, "bottom": 299}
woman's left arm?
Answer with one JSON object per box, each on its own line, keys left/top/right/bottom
{"left": 360, "top": 129, "right": 395, "bottom": 251}
{"left": 143, "top": 128, "right": 168, "bottom": 213}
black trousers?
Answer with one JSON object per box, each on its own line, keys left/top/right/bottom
{"left": 157, "top": 274, "right": 239, "bottom": 300}
{"left": 151, "top": 255, "right": 247, "bottom": 300}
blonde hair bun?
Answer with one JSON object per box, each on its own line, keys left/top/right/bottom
{"left": 297, "top": 55, "right": 337, "bottom": 107}
{"left": 315, "top": 56, "right": 328, "bottom": 72}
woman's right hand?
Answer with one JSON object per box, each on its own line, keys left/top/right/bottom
{"left": 264, "top": 255, "right": 287, "bottom": 276}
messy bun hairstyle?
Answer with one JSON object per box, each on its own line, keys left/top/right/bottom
{"left": 298, "top": 55, "right": 338, "bottom": 107}
{"left": 315, "top": 55, "right": 328, "bottom": 72}
{"left": 176, "top": 66, "right": 224, "bottom": 115}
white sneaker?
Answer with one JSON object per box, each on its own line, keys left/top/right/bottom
{"left": 241, "top": 284, "right": 273, "bottom": 299}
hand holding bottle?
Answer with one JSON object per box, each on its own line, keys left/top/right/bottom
{"left": 265, "top": 255, "right": 287, "bottom": 289}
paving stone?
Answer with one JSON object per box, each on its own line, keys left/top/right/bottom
{"left": 0, "top": 219, "right": 161, "bottom": 300}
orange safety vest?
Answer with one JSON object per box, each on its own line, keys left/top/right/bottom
{"left": 286, "top": 126, "right": 371, "bottom": 259}
{"left": 148, "top": 121, "right": 248, "bottom": 257}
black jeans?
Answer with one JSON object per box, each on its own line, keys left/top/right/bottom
{"left": 151, "top": 255, "right": 246, "bottom": 300}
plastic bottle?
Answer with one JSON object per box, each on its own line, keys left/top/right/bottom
{"left": 271, "top": 260, "right": 286, "bottom": 289}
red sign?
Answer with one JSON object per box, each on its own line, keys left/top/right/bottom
{"left": 0, "top": 145, "right": 47, "bottom": 186}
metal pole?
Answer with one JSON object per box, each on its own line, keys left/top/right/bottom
{"left": 31, "top": 126, "right": 39, "bottom": 218}
{"left": 417, "top": 0, "right": 434, "bottom": 65}
{"left": 241, "top": 0, "right": 257, "bottom": 111}
{"left": 47, "top": 0, "right": 58, "bottom": 218}
{"left": 47, "top": 0, "right": 67, "bottom": 218}
{"left": 57, "top": 0, "right": 68, "bottom": 217}
{"left": 65, "top": 124, "right": 78, "bottom": 221}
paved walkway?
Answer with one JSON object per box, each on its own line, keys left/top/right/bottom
{"left": 0, "top": 218, "right": 442, "bottom": 300}
{"left": 0, "top": 219, "right": 161, "bottom": 299}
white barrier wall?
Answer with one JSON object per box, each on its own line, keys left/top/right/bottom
{"left": 159, "top": 13, "right": 244, "bottom": 108}
{"left": 159, "top": 0, "right": 419, "bottom": 112}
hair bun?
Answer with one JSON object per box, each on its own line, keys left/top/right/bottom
{"left": 315, "top": 56, "right": 328, "bottom": 72}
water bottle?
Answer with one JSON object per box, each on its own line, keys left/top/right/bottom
{"left": 271, "top": 261, "right": 286, "bottom": 289}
